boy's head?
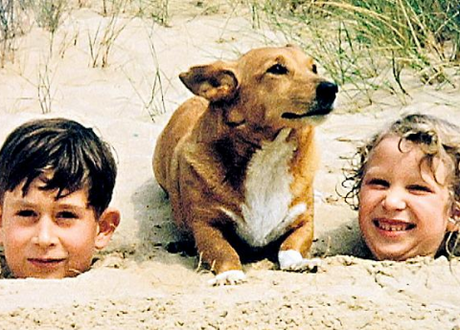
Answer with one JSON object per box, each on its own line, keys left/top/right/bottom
{"left": 343, "top": 113, "right": 460, "bottom": 260}
{"left": 0, "top": 118, "right": 120, "bottom": 278}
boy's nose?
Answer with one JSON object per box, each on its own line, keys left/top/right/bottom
{"left": 382, "top": 188, "right": 406, "bottom": 211}
{"left": 33, "top": 217, "right": 58, "bottom": 248}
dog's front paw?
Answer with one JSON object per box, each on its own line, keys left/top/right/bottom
{"left": 208, "top": 270, "right": 246, "bottom": 286}
{"left": 278, "top": 250, "right": 321, "bottom": 272}
{"left": 285, "top": 258, "right": 321, "bottom": 272}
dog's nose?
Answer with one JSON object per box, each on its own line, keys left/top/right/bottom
{"left": 316, "top": 81, "right": 338, "bottom": 104}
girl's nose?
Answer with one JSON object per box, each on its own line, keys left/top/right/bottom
{"left": 382, "top": 187, "right": 406, "bottom": 211}
{"left": 33, "top": 216, "right": 58, "bottom": 248}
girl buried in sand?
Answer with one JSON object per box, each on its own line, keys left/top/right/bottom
{"left": 343, "top": 113, "right": 460, "bottom": 260}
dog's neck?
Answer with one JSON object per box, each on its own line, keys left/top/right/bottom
{"left": 194, "top": 104, "right": 311, "bottom": 190}
{"left": 196, "top": 102, "right": 282, "bottom": 147}
{"left": 214, "top": 127, "right": 297, "bottom": 191}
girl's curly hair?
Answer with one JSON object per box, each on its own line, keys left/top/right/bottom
{"left": 341, "top": 113, "right": 460, "bottom": 218}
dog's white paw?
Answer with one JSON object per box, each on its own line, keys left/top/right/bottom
{"left": 278, "top": 250, "right": 321, "bottom": 272}
{"left": 208, "top": 270, "right": 246, "bottom": 286}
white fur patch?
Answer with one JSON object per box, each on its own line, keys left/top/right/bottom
{"left": 233, "top": 128, "right": 304, "bottom": 247}
{"left": 279, "top": 249, "right": 321, "bottom": 271}
{"left": 208, "top": 270, "right": 246, "bottom": 286}
{"left": 278, "top": 249, "right": 303, "bottom": 269}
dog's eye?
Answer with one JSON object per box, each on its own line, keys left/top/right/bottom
{"left": 267, "top": 64, "right": 288, "bottom": 75}
{"left": 311, "top": 64, "right": 317, "bottom": 74}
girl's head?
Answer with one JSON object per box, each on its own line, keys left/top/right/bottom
{"left": 343, "top": 113, "right": 460, "bottom": 260}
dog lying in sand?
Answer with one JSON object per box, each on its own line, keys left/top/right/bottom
{"left": 153, "top": 45, "right": 338, "bottom": 285}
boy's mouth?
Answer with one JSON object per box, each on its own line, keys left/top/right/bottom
{"left": 373, "top": 219, "right": 416, "bottom": 232}
{"left": 28, "top": 258, "right": 66, "bottom": 267}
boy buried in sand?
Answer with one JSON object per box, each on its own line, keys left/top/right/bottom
{"left": 343, "top": 113, "right": 459, "bottom": 260}
{"left": 0, "top": 118, "right": 120, "bottom": 279}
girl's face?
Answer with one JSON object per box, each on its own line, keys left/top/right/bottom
{"left": 359, "top": 135, "right": 453, "bottom": 261}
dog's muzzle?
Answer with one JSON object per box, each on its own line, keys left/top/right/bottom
{"left": 282, "top": 81, "right": 339, "bottom": 119}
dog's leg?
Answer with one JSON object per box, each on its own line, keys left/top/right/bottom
{"left": 278, "top": 215, "right": 321, "bottom": 272}
{"left": 176, "top": 149, "right": 247, "bottom": 285}
{"left": 191, "top": 220, "right": 246, "bottom": 285}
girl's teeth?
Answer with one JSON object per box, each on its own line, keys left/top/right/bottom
{"left": 376, "top": 221, "right": 412, "bottom": 231}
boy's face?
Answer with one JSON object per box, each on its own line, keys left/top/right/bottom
{"left": 359, "top": 136, "right": 453, "bottom": 261}
{"left": 0, "top": 177, "right": 118, "bottom": 279}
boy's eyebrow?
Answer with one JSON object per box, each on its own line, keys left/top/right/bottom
{"left": 6, "top": 196, "right": 90, "bottom": 210}
{"left": 5, "top": 197, "right": 35, "bottom": 207}
{"left": 54, "top": 202, "right": 90, "bottom": 210}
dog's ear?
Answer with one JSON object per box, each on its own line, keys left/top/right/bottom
{"left": 179, "top": 61, "right": 239, "bottom": 102}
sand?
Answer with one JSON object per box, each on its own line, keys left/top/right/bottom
{"left": 1, "top": 1, "right": 460, "bottom": 329}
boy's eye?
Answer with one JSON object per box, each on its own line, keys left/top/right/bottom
{"left": 16, "top": 210, "right": 37, "bottom": 217}
{"left": 56, "top": 211, "right": 78, "bottom": 219}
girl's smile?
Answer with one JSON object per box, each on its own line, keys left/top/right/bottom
{"left": 372, "top": 218, "right": 416, "bottom": 236}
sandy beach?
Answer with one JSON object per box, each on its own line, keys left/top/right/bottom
{"left": 1, "top": 1, "right": 460, "bottom": 329}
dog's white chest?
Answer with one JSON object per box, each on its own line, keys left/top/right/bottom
{"left": 234, "top": 128, "right": 306, "bottom": 247}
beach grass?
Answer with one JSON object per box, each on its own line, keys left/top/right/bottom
{"left": 248, "top": 0, "right": 460, "bottom": 108}
{"left": 0, "top": 0, "right": 33, "bottom": 67}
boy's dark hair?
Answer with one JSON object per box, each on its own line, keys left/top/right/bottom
{"left": 0, "top": 118, "right": 117, "bottom": 217}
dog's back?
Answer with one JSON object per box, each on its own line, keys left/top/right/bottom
{"left": 154, "top": 97, "right": 207, "bottom": 193}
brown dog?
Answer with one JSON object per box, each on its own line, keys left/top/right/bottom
{"left": 153, "top": 45, "right": 338, "bottom": 285}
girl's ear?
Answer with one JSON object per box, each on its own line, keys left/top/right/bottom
{"left": 0, "top": 207, "right": 3, "bottom": 246}
{"left": 448, "top": 202, "right": 460, "bottom": 232}
{"left": 95, "top": 207, "right": 120, "bottom": 250}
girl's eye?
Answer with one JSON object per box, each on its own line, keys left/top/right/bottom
{"left": 17, "top": 210, "right": 37, "bottom": 217}
{"left": 267, "top": 64, "right": 288, "bottom": 75}
{"left": 408, "top": 184, "right": 433, "bottom": 193}
{"left": 367, "top": 178, "right": 389, "bottom": 188}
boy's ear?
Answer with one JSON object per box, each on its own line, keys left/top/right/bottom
{"left": 95, "top": 207, "right": 120, "bottom": 250}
